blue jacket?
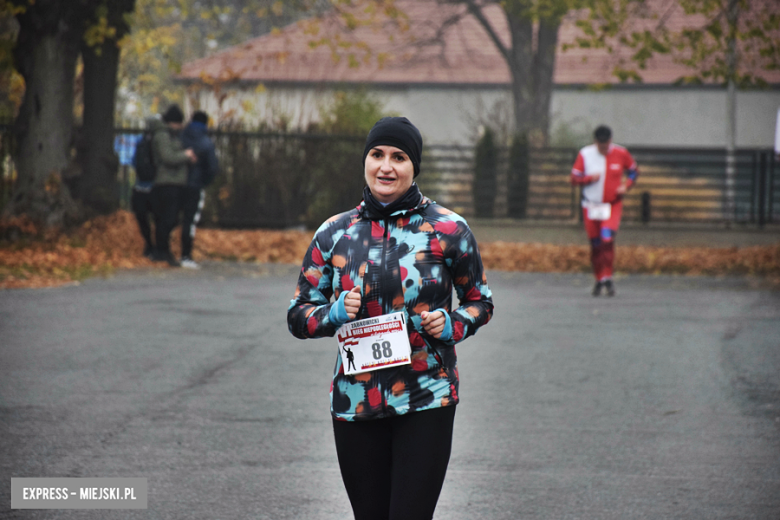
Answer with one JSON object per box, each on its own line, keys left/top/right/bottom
{"left": 180, "top": 122, "right": 218, "bottom": 188}
{"left": 288, "top": 185, "right": 494, "bottom": 421}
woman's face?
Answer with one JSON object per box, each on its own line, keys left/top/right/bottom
{"left": 364, "top": 145, "right": 415, "bottom": 203}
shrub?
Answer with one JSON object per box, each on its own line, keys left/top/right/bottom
{"left": 507, "top": 133, "right": 529, "bottom": 219}
{"left": 473, "top": 127, "right": 497, "bottom": 218}
{"left": 303, "top": 90, "right": 387, "bottom": 228}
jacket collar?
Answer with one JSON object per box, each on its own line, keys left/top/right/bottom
{"left": 184, "top": 121, "right": 208, "bottom": 137}
{"left": 358, "top": 183, "right": 430, "bottom": 220}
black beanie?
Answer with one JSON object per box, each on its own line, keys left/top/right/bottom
{"left": 363, "top": 117, "right": 423, "bottom": 177}
{"left": 192, "top": 110, "right": 209, "bottom": 125}
{"left": 162, "top": 104, "right": 184, "bottom": 124}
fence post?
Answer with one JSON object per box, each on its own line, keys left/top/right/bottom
{"left": 473, "top": 128, "right": 498, "bottom": 218}
{"left": 572, "top": 151, "right": 579, "bottom": 221}
{"left": 641, "top": 191, "right": 651, "bottom": 224}
{"left": 751, "top": 151, "right": 758, "bottom": 223}
{"left": 758, "top": 151, "right": 767, "bottom": 228}
{"left": 769, "top": 151, "right": 776, "bottom": 224}
{"left": 120, "top": 165, "right": 129, "bottom": 210}
{"left": 506, "top": 133, "right": 529, "bottom": 219}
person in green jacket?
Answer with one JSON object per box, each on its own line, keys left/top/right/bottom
{"left": 149, "top": 105, "right": 196, "bottom": 266}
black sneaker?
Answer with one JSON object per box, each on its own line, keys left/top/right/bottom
{"left": 150, "top": 250, "right": 167, "bottom": 263}
{"left": 151, "top": 251, "right": 179, "bottom": 267}
{"left": 165, "top": 254, "right": 180, "bottom": 267}
{"left": 604, "top": 279, "right": 615, "bottom": 297}
{"left": 592, "top": 281, "right": 603, "bottom": 297}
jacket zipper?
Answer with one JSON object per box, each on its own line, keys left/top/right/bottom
{"left": 427, "top": 342, "right": 444, "bottom": 366}
{"left": 388, "top": 216, "right": 444, "bottom": 367}
{"left": 380, "top": 218, "right": 390, "bottom": 414}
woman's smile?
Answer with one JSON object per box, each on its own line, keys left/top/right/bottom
{"left": 364, "top": 145, "right": 415, "bottom": 203}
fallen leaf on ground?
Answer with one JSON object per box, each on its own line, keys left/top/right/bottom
{"left": 1, "top": 211, "right": 778, "bottom": 289}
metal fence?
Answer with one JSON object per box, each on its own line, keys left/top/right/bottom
{"left": 1, "top": 125, "right": 778, "bottom": 228}
{"left": 425, "top": 144, "right": 778, "bottom": 225}
{"left": 0, "top": 125, "right": 15, "bottom": 211}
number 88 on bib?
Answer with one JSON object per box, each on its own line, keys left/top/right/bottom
{"left": 336, "top": 312, "right": 412, "bottom": 376}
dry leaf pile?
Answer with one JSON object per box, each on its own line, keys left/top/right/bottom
{"left": 0, "top": 211, "right": 155, "bottom": 289}
{"left": 1, "top": 210, "right": 778, "bottom": 290}
{"left": 196, "top": 227, "right": 311, "bottom": 264}
{"left": 479, "top": 241, "right": 780, "bottom": 279}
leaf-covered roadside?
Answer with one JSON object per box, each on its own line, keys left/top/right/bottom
{"left": 0, "top": 210, "right": 312, "bottom": 289}
{"left": 478, "top": 242, "right": 780, "bottom": 280}
{"left": 1, "top": 210, "right": 778, "bottom": 290}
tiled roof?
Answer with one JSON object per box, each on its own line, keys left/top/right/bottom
{"left": 178, "top": 0, "right": 780, "bottom": 86}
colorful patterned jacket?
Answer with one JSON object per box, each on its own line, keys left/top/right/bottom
{"left": 287, "top": 185, "right": 494, "bottom": 421}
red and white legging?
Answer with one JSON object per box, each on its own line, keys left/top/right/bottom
{"left": 583, "top": 200, "right": 623, "bottom": 282}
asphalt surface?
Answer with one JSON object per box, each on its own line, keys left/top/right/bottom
{"left": 1, "top": 262, "right": 779, "bottom": 519}
{"left": 468, "top": 220, "right": 780, "bottom": 247}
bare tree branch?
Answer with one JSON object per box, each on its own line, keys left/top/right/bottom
{"left": 411, "top": 10, "right": 468, "bottom": 48}
{"left": 460, "top": 0, "right": 510, "bottom": 61}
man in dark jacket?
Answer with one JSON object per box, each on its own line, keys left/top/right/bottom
{"left": 131, "top": 115, "right": 160, "bottom": 258}
{"left": 151, "top": 104, "right": 196, "bottom": 266}
{"left": 179, "top": 110, "right": 219, "bottom": 269}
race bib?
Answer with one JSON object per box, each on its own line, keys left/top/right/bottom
{"left": 586, "top": 202, "right": 611, "bottom": 221}
{"left": 336, "top": 312, "right": 412, "bottom": 376}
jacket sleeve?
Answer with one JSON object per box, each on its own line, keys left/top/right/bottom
{"left": 153, "top": 130, "right": 190, "bottom": 167}
{"left": 624, "top": 149, "right": 639, "bottom": 189}
{"left": 438, "top": 222, "right": 494, "bottom": 345}
{"left": 204, "top": 141, "right": 219, "bottom": 185}
{"left": 287, "top": 226, "right": 342, "bottom": 339}
{"left": 570, "top": 152, "right": 598, "bottom": 185}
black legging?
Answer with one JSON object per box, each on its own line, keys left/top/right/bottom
{"left": 152, "top": 184, "right": 184, "bottom": 256}
{"left": 332, "top": 405, "right": 456, "bottom": 520}
{"left": 180, "top": 186, "right": 204, "bottom": 259}
{"left": 131, "top": 188, "right": 154, "bottom": 251}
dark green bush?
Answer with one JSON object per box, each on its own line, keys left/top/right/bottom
{"left": 507, "top": 133, "right": 529, "bottom": 219}
{"left": 302, "top": 90, "right": 386, "bottom": 228}
{"left": 203, "top": 90, "right": 388, "bottom": 229}
{"left": 473, "top": 128, "right": 497, "bottom": 218}
{"left": 206, "top": 132, "right": 313, "bottom": 228}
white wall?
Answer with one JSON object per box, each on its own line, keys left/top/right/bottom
{"left": 551, "top": 88, "right": 780, "bottom": 148}
{"left": 185, "top": 85, "right": 510, "bottom": 144}
{"left": 186, "top": 86, "right": 332, "bottom": 130}
{"left": 375, "top": 88, "right": 513, "bottom": 145}
{"left": 187, "top": 84, "right": 780, "bottom": 148}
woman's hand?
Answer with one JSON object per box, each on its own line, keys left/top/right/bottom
{"left": 344, "top": 286, "right": 362, "bottom": 320}
{"left": 420, "top": 310, "right": 446, "bottom": 339}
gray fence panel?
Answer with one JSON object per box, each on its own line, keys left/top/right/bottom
{"left": 0, "top": 124, "right": 777, "bottom": 228}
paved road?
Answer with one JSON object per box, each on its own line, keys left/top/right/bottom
{"left": 468, "top": 220, "right": 780, "bottom": 248}
{"left": 1, "top": 263, "right": 779, "bottom": 519}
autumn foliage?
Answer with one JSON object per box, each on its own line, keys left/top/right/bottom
{"left": 478, "top": 242, "right": 780, "bottom": 279}
{"left": 0, "top": 210, "right": 778, "bottom": 290}
{"left": 0, "top": 210, "right": 312, "bottom": 289}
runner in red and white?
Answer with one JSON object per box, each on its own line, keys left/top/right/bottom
{"left": 570, "top": 125, "right": 638, "bottom": 296}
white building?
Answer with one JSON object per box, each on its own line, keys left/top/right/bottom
{"left": 177, "top": 0, "right": 780, "bottom": 148}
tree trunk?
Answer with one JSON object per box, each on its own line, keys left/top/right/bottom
{"left": 78, "top": 39, "right": 122, "bottom": 215}
{"left": 500, "top": 7, "right": 562, "bottom": 219}
{"left": 9, "top": 30, "right": 81, "bottom": 227}
{"left": 76, "top": 0, "right": 135, "bottom": 216}
{"left": 531, "top": 17, "right": 560, "bottom": 145}
{"left": 506, "top": 14, "right": 534, "bottom": 137}
{"left": 506, "top": 13, "right": 561, "bottom": 146}
{"left": 724, "top": 0, "right": 739, "bottom": 221}
{"left": 463, "top": 2, "right": 562, "bottom": 144}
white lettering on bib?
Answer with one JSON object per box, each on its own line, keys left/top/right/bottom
{"left": 336, "top": 312, "right": 412, "bottom": 376}
{"left": 584, "top": 201, "right": 612, "bottom": 221}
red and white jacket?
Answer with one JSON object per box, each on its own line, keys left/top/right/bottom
{"left": 571, "top": 144, "right": 638, "bottom": 204}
